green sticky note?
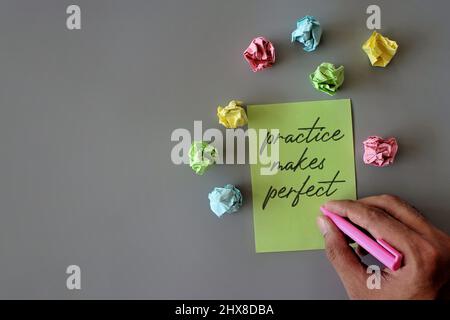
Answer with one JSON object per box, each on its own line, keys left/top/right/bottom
{"left": 248, "top": 99, "right": 356, "bottom": 252}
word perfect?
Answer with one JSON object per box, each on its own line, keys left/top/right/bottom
{"left": 262, "top": 170, "right": 346, "bottom": 210}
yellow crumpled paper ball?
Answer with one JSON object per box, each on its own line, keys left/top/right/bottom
{"left": 362, "top": 31, "right": 398, "bottom": 67}
{"left": 217, "top": 100, "right": 248, "bottom": 128}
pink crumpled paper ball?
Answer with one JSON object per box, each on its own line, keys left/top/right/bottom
{"left": 243, "top": 36, "right": 275, "bottom": 72}
{"left": 363, "top": 136, "right": 398, "bottom": 167}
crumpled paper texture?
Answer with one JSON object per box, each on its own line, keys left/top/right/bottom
{"left": 309, "top": 62, "right": 344, "bottom": 96}
{"left": 208, "top": 184, "right": 243, "bottom": 217}
{"left": 188, "top": 141, "right": 218, "bottom": 175}
{"left": 291, "top": 15, "right": 322, "bottom": 52}
{"left": 363, "top": 136, "right": 398, "bottom": 167}
{"left": 243, "top": 36, "right": 275, "bottom": 72}
{"left": 362, "top": 31, "right": 398, "bottom": 67}
{"left": 217, "top": 100, "right": 248, "bottom": 129}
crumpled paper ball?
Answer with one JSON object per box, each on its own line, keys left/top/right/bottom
{"left": 188, "top": 141, "right": 218, "bottom": 175}
{"left": 309, "top": 62, "right": 344, "bottom": 96}
{"left": 208, "top": 184, "right": 243, "bottom": 218}
{"left": 243, "top": 36, "right": 275, "bottom": 72}
{"left": 362, "top": 31, "right": 398, "bottom": 67}
{"left": 217, "top": 100, "right": 248, "bottom": 129}
{"left": 291, "top": 15, "right": 322, "bottom": 52}
{"left": 363, "top": 136, "right": 398, "bottom": 167}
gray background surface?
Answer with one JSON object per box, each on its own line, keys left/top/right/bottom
{"left": 0, "top": 0, "right": 449, "bottom": 299}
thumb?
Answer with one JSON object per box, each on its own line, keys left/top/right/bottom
{"left": 317, "top": 215, "right": 366, "bottom": 291}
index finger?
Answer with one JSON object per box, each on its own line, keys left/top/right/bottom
{"left": 358, "top": 195, "right": 433, "bottom": 236}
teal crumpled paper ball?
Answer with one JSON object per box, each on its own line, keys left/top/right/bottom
{"left": 291, "top": 15, "right": 322, "bottom": 52}
{"left": 208, "top": 184, "right": 243, "bottom": 218}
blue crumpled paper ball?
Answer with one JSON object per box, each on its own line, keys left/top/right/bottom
{"left": 291, "top": 15, "right": 322, "bottom": 52}
{"left": 208, "top": 184, "right": 243, "bottom": 218}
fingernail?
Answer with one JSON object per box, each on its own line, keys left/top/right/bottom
{"left": 323, "top": 201, "right": 333, "bottom": 209}
{"left": 323, "top": 202, "right": 340, "bottom": 213}
{"left": 317, "top": 216, "right": 329, "bottom": 236}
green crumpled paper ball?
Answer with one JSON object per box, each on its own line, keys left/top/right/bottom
{"left": 188, "top": 141, "right": 218, "bottom": 175}
{"left": 309, "top": 62, "right": 344, "bottom": 96}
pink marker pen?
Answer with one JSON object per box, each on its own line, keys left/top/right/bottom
{"left": 320, "top": 207, "right": 403, "bottom": 271}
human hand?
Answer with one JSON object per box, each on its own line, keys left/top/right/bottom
{"left": 317, "top": 195, "right": 450, "bottom": 299}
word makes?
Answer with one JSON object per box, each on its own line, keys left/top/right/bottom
{"left": 271, "top": 147, "right": 325, "bottom": 173}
